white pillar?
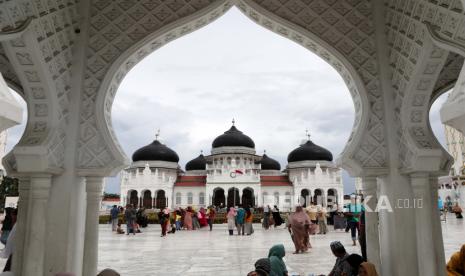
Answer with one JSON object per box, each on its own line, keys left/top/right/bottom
{"left": 82, "top": 177, "right": 104, "bottom": 276}
{"left": 12, "top": 177, "right": 31, "bottom": 276}
{"left": 378, "top": 173, "right": 419, "bottom": 276}
{"left": 361, "top": 176, "right": 381, "bottom": 272}
{"left": 23, "top": 174, "right": 52, "bottom": 276}
{"left": 411, "top": 173, "right": 446, "bottom": 276}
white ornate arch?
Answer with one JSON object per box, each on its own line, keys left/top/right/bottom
{"left": 84, "top": 0, "right": 376, "bottom": 177}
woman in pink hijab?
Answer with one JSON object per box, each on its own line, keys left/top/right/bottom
{"left": 227, "top": 207, "right": 236, "bottom": 235}
{"left": 184, "top": 206, "right": 193, "bottom": 230}
{"left": 288, "top": 205, "right": 312, "bottom": 254}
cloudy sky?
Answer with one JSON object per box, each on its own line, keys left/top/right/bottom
{"left": 4, "top": 7, "right": 448, "bottom": 194}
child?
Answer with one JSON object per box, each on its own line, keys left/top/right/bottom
{"left": 116, "top": 223, "right": 125, "bottom": 234}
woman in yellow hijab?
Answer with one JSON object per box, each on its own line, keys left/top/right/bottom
{"left": 359, "top": 262, "right": 378, "bottom": 276}
{"left": 447, "top": 244, "right": 465, "bottom": 276}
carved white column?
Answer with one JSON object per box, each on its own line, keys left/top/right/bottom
{"left": 23, "top": 174, "right": 52, "bottom": 276}
{"left": 361, "top": 176, "right": 381, "bottom": 272}
{"left": 440, "top": 63, "right": 465, "bottom": 134}
{"left": 82, "top": 177, "right": 104, "bottom": 276}
{"left": 411, "top": 173, "right": 446, "bottom": 276}
{"left": 12, "top": 176, "right": 31, "bottom": 276}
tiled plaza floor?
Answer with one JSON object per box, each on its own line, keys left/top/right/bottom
{"left": 97, "top": 214, "right": 464, "bottom": 276}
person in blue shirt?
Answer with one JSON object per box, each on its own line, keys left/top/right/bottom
{"left": 110, "top": 205, "right": 119, "bottom": 231}
{"left": 236, "top": 205, "right": 245, "bottom": 235}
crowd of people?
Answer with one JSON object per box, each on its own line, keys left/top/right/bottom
{"left": 109, "top": 204, "right": 217, "bottom": 237}
{"left": 246, "top": 242, "right": 380, "bottom": 276}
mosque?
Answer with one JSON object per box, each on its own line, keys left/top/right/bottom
{"left": 120, "top": 121, "right": 343, "bottom": 210}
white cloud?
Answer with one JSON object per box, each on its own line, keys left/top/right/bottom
{"left": 3, "top": 7, "right": 451, "bottom": 195}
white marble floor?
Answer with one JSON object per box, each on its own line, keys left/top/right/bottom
{"left": 97, "top": 215, "right": 465, "bottom": 276}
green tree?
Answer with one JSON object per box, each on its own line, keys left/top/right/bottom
{"left": 0, "top": 176, "right": 19, "bottom": 211}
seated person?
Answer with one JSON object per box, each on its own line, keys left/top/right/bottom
{"left": 116, "top": 223, "right": 125, "bottom": 234}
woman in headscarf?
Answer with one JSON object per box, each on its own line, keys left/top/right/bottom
{"left": 244, "top": 207, "right": 254, "bottom": 235}
{"left": 198, "top": 207, "right": 208, "bottom": 227}
{"left": 184, "top": 206, "right": 193, "bottom": 230}
{"left": 268, "top": 244, "right": 288, "bottom": 276}
{"left": 227, "top": 207, "right": 236, "bottom": 235}
{"left": 359, "top": 262, "right": 378, "bottom": 276}
{"left": 287, "top": 206, "right": 311, "bottom": 254}
{"left": 272, "top": 205, "right": 283, "bottom": 227}
{"left": 446, "top": 244, "right": 465, "bottom": 276}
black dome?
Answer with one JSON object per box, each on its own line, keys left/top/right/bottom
{"left": 287, "top": 140, "right": 333, "bottom": 162}
{"left": 256, "top": 154, "right": 281, "bottom": 170}
{"left": 185, "top": 154, "right": 206, "bottom": 171}
{"left": 212, "top": 125, "right": 255, "bottom": 148}
{"left": 132, "top": 140, "right": 179, "bottom": 163}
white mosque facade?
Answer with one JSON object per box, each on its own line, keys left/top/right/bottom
{"left": 120, "top": 124, "right": 343, "bottom": 211}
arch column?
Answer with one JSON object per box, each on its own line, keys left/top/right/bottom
{"left": 23, "top": 174, "right": 52, "bottom": 276}
{"left": 12, "top": 176, "right": 31, "bottom": 275}
{"left": 82, "top": 176, "right": 104, "bottom": 276}
{"left": 360, "top": 175, "right": 381, "bottom": 272}
{"left": 410, "top": 173, "right": 446, "bottom": 276}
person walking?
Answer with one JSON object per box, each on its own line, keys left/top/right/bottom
{"left": 0, "top": 208, "right": 16, "bottom": 245}
{"left": 124, "top": 204, "right": 136, "bottom": 235}
{"left": 158, "top": 208, "right": 168, "bottom": 237}
{"left": 346, "top": 198, "right": 362, "bottom": 246}
{"left": 207, "top": 206, "right": 216, "bottom": 231}
{"left": 236, "top": 205, "right": 246, "bottom": 235}
{"left": 317, "top": 206, "right": 328, "bottom": 235}
{"left": 227, "top": 207, "right": 236, "bottom": 235}
{"left": 288, "top": 206, "right": 312, "bottom": 254}
{"left": 244, "top": 207, "right": 254, "bottom": 235}
{"left": 184, "top": 207, "right": 193, "bottom": 230}
{"left": 175, "top": 209, "right": 182, "bottom": 231}
{"left": 263, "top": 205, "right": 271, "bottom": 230}
{"left": 271, "top": 205, "right": 283, "bottom": 227}
{"left": 110, "top": 205, "right": 119, "bottom": 232}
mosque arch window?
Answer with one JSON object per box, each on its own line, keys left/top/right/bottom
{"left": 263, "top": 192, "right": 269, "bottom": 205}
{"left": 187, "top": 192, "right": 193, "bottom": 205}
{"left": 176, "top": 192, "right": 182, "bottom": 205}
{"left": 199, "top": 192, "right": 205, "bottom": 205}
{"left": 274, "top": 192, "right": 280, "bottom": 205}
{"left": 284, "top": 192, "right": 291, "bottom": 205}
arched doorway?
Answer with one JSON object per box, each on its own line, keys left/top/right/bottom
{"left": 129, "top": 190, "right": 138, "bottom": 208}
{"left": 313, "top": 189, "right": 323, "bottom": 206}
{"left": 213, "top": 188, "right": 225, "bottom": 208}
{"left": 142, "top": 190, "right": 152, "bottom": 209}
{"left": 327, "top": 189, "right": 337, "bottom": 209}
{"left": 242, "top": 188, "right": 255, "bottom": 207}
{"left": 300, "top": 189, "right": 310, "bottom": 207}
{"left": 155, "top": 190, "right": 166, "bottom": 209}
{"left": 227, "top": 187, "right": 240, "bottom": 207}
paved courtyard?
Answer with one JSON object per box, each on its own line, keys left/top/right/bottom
{"left": 97, "top": 214, "right": 465, "bottom": 276}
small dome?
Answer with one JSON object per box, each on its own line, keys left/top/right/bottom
{"left": 287, "top": 140, "right": 333, "bottom": 162}
{"left": 257, "top": 154, "right": 281, "bottom": 170}
{"left": 212, "top": 125, "right": 255, "bottom": 149}
{"left": 185, "top": 153, "right": 206, "bottom": 171}
{"left": 132, "top": 140, "right": 179, "bottom": 163}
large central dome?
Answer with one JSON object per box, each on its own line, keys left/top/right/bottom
{"left": 287, "top": 140, "right": 333, "bottom": 162}
{"left": 212, "top": 124, "right": 255, "bottom": 149}
{"left": 132, "top": 140, "right": 179, "bottom": 163}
